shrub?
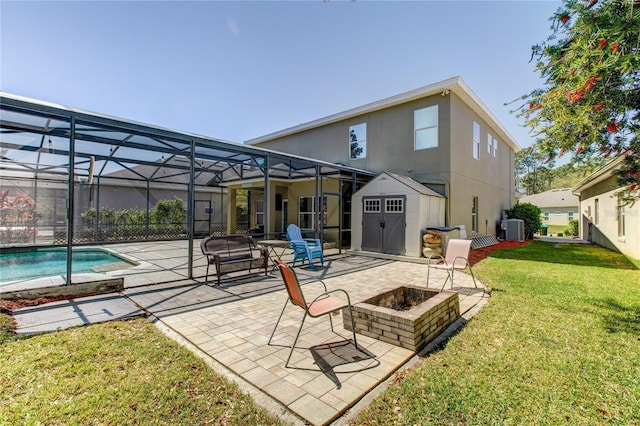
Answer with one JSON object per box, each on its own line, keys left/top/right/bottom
{"left": 0, "top": 190, "right": 38, "bottom": 244}
{"left": 504, "top": 202, "right": 542, "bottom": 240}
{"left": 565, "top": 219, "right": 579, "bottom": 237}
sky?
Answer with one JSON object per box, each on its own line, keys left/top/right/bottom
{"left": 1, "top": 1, "right": 562, "bottom": 150}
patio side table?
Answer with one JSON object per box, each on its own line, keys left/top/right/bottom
{"left": 257, "top": 239, "right": 291, "bottom": 271}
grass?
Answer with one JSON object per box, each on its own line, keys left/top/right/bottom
{"left": 543, "top": 224, "right": 572, "bottom": 237}
{"left": 1, "top": 242, "right": 638, "bottom": 425}
{"left": 352, "top": 241, "right": 640, "bottom": 424}
{"left": 0, "top": 317, "right": 283, "bottom": 425}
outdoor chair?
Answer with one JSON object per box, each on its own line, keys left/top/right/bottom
{"left": 268, "top": 260, "right": 358, "bottom": 368}
{"left": 426, "top": 238, "right": 478, "bottom": 291}
{"left": 286, "top": 224, "right": 324, "bottom": 269}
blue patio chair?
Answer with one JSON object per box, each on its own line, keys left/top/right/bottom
{"left": 286, "top": 224, "right": 324, "bottom": 269}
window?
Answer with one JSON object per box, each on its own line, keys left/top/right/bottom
{"left": 618, "top": 198, "right": 626, "bottom": 238}
{"left": 594, "top": 199, "right": 599, "bottom": 225}
{"left": 299, "top": 196, "right": 314, "bottom": 230}
{"left": 473, "top": 121, "right": 480, "bottom": 159}
{"left": 544, "top": 211, "right": 550, "bottom": 221}
{"left": 487, "top": 134, "right": 498, "bottom": 157}
{"left": 385, "top": 198, "right": 404, "bottom": 213}
{"left": 364, "top": 199, "right": 380, "bottom": 213}
{"left": 414, "top": 105, "right": 438, "bottom": 150}
{"left": 255, "top": 200, "right": 264, "bottom": 226}
{"left": 349, "top": 123, "right": 367, "bottom": 159}
{"left": 471, "top": 196, "right": 478, "bottom": 233}
{"left": 568, "top": 211, "right": 575, "bottom": 221}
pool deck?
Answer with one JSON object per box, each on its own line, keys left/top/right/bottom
{"left": 8, "top": 240, "right": 489, "bottom": 426}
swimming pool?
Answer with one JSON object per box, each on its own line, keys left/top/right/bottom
{"left": 0, "top": 248, "right": 134, "bottom": 282}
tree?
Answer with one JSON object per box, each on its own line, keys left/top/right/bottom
{"left": 515, "top": 148, "right": 606, "bottom": 194}
{"left": 504, "top": 203, "right": 542, "bottom": 240}
{"left": 515, "top": 146, "right": 549, "bottom": 194}
{"left": 512, "top": 0, "right": 640, "bottom": 200}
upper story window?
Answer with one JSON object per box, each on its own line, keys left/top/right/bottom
{"left": 349, "top": 123, "right": 367, "bottom": 159}
{"left": 473, "top": 121, "right": 480, "bottom": 159}
{"left": 414, "top": 105, "right": 438, "bottom": 150}
{"left": 486, "top": 134, "right": 498, "bottom": 158}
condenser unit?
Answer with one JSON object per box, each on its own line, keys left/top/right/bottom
{"left": 504, "top": 219, "right": 525, "bottom": 242}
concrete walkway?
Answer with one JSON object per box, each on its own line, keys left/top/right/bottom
{"left": 11, "top": 251, "right": 488, "bottom": 426}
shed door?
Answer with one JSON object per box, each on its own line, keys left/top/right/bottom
{"left": 361, "top": 196, "right": 406, "bottom": 255}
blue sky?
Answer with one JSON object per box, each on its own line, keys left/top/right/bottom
{"left": 1, "top": 1, "right": 561, "bottom": 149}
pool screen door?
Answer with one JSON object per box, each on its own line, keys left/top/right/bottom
{"left": 361, "top": 196, "right": 406, "bottom": 255}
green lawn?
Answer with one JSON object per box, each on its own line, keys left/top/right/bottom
{"left": 353, "top": 241, "right": 640, "bottom": 424}
{"left": 543, "top": 224, "right": 572, "bottom": 236}
{"left": 1, "top": 242, "right": 638, "bottom": 425}
{"left": 0, "top": 317, "right": 283, "bottom": 425}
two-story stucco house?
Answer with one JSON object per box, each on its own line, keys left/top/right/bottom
{"left": 247, "top": 76, "right": 521, "bottom": 255}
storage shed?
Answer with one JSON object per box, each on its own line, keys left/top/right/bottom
{"left": 351, "top": 172, "right": 445, "bottom": 257}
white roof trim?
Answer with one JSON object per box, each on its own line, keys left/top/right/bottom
{"left": 572, "top": 156, "right": 624, "bottom": 194}
{"left": 245, "top": 76, "right": 521, "bottom": 152}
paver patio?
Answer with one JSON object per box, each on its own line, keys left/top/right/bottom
{"left": 8, "top": 241, "right": 488, "bottom": 425}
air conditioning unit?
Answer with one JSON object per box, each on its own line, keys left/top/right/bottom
{"left": 504, "top": 219, "right": 525, "bottom": 242}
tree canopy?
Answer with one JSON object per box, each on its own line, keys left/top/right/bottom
{"left": 513, "top": 0, "right": 640, "bottom": 199}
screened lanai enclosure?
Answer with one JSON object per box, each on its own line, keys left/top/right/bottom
{"left": 0, "top": 92, "right": 373, "bottom": 292}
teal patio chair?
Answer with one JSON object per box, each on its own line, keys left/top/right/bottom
{"left": 286, "top": 224, "right": 324, "bottom": 269}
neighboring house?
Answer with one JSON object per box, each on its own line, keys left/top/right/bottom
{"left": 519, "top": 188, "right": 579, "bottom": 227}
{"left": 572, "top": 157, "right": 640, "bottom": 260}
{"left": 247, "top": 76, "right": 520, "bottom": 255}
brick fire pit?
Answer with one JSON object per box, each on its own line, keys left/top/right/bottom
{"left": 343, "top": 285, "right": 459, "bottom": 352}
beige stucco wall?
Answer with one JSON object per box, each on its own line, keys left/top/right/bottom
{"left": 447, "top": 95, "right": 515, "bottom": 235}
{"left": 233, "top": 178, "right": 341, "bottom": 241}
{"left": 540, "top": 207, "right": 577, "bottom": 226}
{"left": 578, "top": 175, "right": 640, "bottom": 260}
{"left": 252, "top": 92, "right": 515, "bottom": 236}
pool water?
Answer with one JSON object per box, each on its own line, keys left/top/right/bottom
{"left": 0, "top": 249, "right": 129, "bottom": 282}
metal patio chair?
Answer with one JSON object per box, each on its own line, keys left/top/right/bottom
{"left": 268, "top": 260, "right": 358, "bottom": 368}
{"left": 286, "top": 224, "right": 324, "bottom": 269}
{"left": 426, "top": 238, "right": 478, "bottom": 291}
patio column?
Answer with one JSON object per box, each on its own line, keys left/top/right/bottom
{"left": 227, "top": 187, "right": 237, "bottom": 234}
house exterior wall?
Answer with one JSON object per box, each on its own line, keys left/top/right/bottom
{"left": 578, "top": 175, "right": 640, "bottom": 260}
{"left": 447, "top": 95, "right": 515, "bottom": 235}
{"left": 540, "top": 208, "right": 577, "bottom": 226}
{"left": 250, "top": 90, "right": 516, "bottom": 238}
{"left": 233, "top": 178, "right": 341, "bottom": 241}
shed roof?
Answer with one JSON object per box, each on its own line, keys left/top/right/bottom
{"left": 519, "top": 188, "right": 578, "bottom": 208}
{"left": 357, "top": 172, "right": 444, "bottom": 197}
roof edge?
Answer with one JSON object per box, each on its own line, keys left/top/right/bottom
{"left": 571, "top": 156, "right": 624, "bottom": 194}
{"left": 245, "top": 76, "right": 521, "bottom": 152}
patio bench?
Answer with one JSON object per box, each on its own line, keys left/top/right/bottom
{"left": 200, "top": 234, "right": 268, "bottom": 285}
